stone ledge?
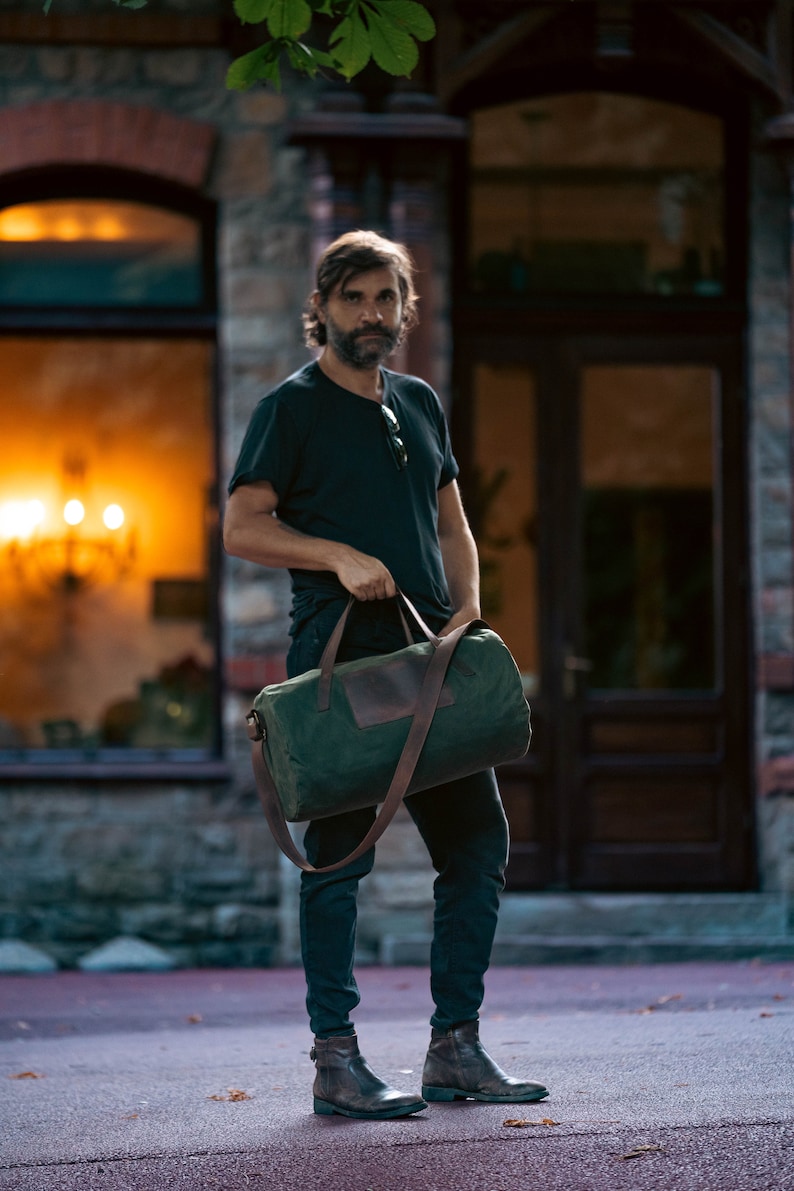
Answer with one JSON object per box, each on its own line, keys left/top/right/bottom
{"left": 382, "top": 933, "right": 794, "bottom": 967}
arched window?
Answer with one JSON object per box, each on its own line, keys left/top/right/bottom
{"left": 0, "top": 181, "right": 219, "bottom": 769}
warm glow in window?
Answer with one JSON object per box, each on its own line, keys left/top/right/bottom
{"left": 0, "top": 199, "right": 203, "bottom": 306}
{"left": 0, "top": 338, "right": 216, "bottom": 758}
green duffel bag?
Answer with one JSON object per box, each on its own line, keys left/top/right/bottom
{"left": 246, "top": 590, "right": 531, "bottom": 873}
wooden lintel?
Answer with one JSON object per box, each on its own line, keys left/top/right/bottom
{"left": 287, "top": 111, "right": 467, "bottom": 145}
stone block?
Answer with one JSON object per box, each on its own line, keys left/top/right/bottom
{"left": 0, "top": 940, "right": 58, "bottom": 974}
{"left": 0, "top": 45, "right": 31, "bottom": 77}
{"left": 30, "top": 904, "right": 118, "bottom": 942}
{"left": 75, "top": 864, "right": 168, "bottom": 901}
{"left": 238, "top": 91, "right": 288, "bottom": 126}
{"left": 8, "top": 791, "right": 93, "bottom": 819}
{"left": 143, "top": 49, "right": 204, "bottom": 86}
{"left": 212, "top": 131, "right": 272, "bottom": 199}
{"left": 366, "top": 871, "right": 434, "bottom": 910}
{"left": 118, "top": 903, "right": 211, "bottom": 944}
{"left": 77, "top": 935, "right": 176, "bottom": 972}
{"left": 194, "top": 939, "right": 275, "bottom": 967}
{"left": 212, "top": 903, "right": 277, "bottom": 940}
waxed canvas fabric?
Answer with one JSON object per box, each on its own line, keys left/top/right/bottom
{"left": 252, "top": 625, "right": 531, "bottom": 823}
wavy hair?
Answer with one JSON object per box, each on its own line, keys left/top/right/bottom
{"left": 303, "top": 230, "right": 419, "bottom": 348}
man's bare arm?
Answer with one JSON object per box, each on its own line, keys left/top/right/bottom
{"left": 436, "top": 480, "right": 482, "bottom": 635}
{"left": 222, "top": 480, "right": 396, "bottom": 601}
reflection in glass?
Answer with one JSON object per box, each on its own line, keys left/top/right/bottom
{"left": 0, "top": 200, "right": 202, "bottom": 306}
{"left": 0, "top": 338, "right": 215, "bottom": 756}
{"left": 470, "top": 93, "right": 724, "bottom": 298}
{"left": 581, "top": 366, "right": 717, "bottom": 690}
{"left": 472, "top": 363, "right": 539, "bottom": 694}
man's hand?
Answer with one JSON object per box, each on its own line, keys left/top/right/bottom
{"left": 335, "top": 547, "right": 397, "bottom": 601}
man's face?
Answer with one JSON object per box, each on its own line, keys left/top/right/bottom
{"left": 318, "top": 266, "right": 403, "bottom": 370}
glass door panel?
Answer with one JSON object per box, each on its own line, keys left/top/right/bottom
{"left": 471, "top": 362, "right": 547, "bottom": 881}
{"left": 580, "top": 365, "right": 718, "bottom": 692}
{"left": 471, "top": 362, "right": 539, "bottom": 693}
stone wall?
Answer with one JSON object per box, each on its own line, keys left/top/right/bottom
{"left": 0, "top": 781, "right": 279, "bottom": 968}
{"left": 749, "top": 102, "right": 794, "bottom": 889}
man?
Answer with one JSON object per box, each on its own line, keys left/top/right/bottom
{"left": 223, "top": 230, "right": 548, "bottom": 1119}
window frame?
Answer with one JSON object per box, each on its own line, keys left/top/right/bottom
{"left": 0, "top": 167, "right": 225, "bottom": 780}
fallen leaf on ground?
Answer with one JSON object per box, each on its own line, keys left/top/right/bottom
{"left": 656, "top": 994, "right": 683, "bottom": 1004}
{"left": 503, "top": 1117, "right": 560, "bottom": 1127}
{"left": 8, "top": 1071, "right": 44, "bottom": 1079}
{"left": 208, "top": 1088, "right": 251, "bottom": 1102}
{"left": 760, "top": 1012, "right": 774, "bottom": 1018}
{"left": 619, "top": 1144, "right": 665, "bottom": 1160}
{"left": 187, "top": 1014, "right": 203, "bottom": 1024}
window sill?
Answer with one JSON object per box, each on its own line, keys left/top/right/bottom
{"left": 0, "top": 752, "right": 231, "bottom": 782}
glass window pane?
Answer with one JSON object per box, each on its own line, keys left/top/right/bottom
{"left": 472, "top": 362, "right": 539, "bottom": 695}
{"left": 470, "top": 94, "right": 724, "bottom": 298}
{"left": 0, "top": 338, "right": 216, "bottom": 757}
{"left": 0, "top": 200, "right": 203, "bottom": 306}
{"left": 580, "top": 365, "right": 718, "bottom": 691}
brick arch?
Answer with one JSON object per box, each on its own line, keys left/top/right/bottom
{"left": 0, "top": 100, "right": 216, "bottom": 189}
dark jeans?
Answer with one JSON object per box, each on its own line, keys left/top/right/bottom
{"left": 286, "top": 598, "right": 510, "bottom": 1039}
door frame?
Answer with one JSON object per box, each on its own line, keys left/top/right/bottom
{"left": 453, "top": 319, "right": 756, "bottom": 891}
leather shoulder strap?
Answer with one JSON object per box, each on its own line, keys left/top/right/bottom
{"left": 250, "top": 621, "right": 470, "bottom": 873}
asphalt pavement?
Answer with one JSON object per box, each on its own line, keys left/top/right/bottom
{"left": 1, "top": 961, "right": 792, "bottom": 1190}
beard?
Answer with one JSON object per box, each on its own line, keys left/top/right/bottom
{"left": 324, "top": 316, "right": 401, "bottom": 370}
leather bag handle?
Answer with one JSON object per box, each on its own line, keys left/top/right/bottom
{"left": 250, "top": 612, "right": 475, "bottom": 874}
{"left": 316, "top": 590, "right": 441, "bottom": 713}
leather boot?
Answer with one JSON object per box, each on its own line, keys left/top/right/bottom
{"left": 311, "top": 1033, "right": 428, "bottom": 1119}
{"left": 422, "top": 1021, "right": 549, "bottom": 1103}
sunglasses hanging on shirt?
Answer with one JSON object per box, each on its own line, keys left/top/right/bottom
{"left": 381, "top": 404, "right": 408, "bottom": 471}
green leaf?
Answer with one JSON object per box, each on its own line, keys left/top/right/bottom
{"left": 286, "top": 40, "right": 336, "bottom": 77}
{"left": 365, "top": 7, "right": 418, "bottom": 76}
{"left": 369, "top": 0, "right": 435, "bottom": 41}
{"left": 329, "top": 13, "right": 372, "bottom": 79}
{"left": 226, "top": 43, "right": 282, "bottom": 91}
{"left": 266, "top": 0, "right": 312, "bottom": 39}
{"left": 233, "top": 0, "right": 274, "bottom": 25}
{"left": 299, "top": 44, "right": 338, "bottom": 68}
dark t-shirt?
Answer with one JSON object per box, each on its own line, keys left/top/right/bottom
{"left": 228, "top": 361, "right": 460, "bottom": 629}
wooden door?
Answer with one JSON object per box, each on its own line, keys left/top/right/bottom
{"left": 461, "top": 333, "right": 754, "bottom": 890}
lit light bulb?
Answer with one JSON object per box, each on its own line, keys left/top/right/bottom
{"left": 63, "top": 499, "right": 85, "bottom": 527}
{"left": 103, "top": 504, "right": 125, "bottom": 531}
{"left": 0, "top": 499, "right": 45, "bottom": 539}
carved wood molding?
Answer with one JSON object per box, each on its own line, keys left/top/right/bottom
{"left": 434, "top": 1, "right": 789, "bottom": 107}
{"left": 437, "top": 6, "right": 558, "bottom": 104}
{"left": 671, "top": 6, "right": 785, "bottom": 100}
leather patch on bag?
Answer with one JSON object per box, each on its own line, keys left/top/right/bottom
{"left": 341, "top": 653, "right": 455, "bottom": 729}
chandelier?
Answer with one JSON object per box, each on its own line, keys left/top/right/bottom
{"left": 1, "top": 461, "right": 135, "bottom": 593}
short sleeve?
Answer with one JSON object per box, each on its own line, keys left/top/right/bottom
{"left": 228, "top": 395, "right": 302, "bottom": 499}
{"left": 433, "top": 392, "right": 459, "bottom": 489}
